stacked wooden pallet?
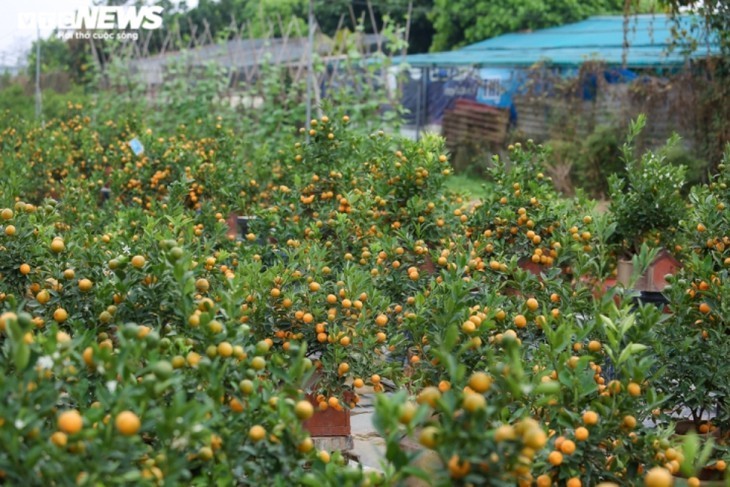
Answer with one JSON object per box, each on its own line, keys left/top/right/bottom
{"left": 441, "top": 99, "right": 510, "bottom": 148}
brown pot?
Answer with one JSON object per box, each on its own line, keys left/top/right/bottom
{"left": 518, "top": 257, "right": 543, "bottom": 277}
{"left": 226, "top": 212, "right": 238, "bottom": 239}
{"left": 226, "top": 213, "right": 256, "bottom": 240}
{"left": 616, "top": 250, "right": 681, "bottom": 292}
{"left": 673, "top": 471, "right": 726, "bottom": 486}
{"left": 418, "top": 255, "right": 437, "bottom": 275}
{"left": 302, "top": 394, "right": 352, "bottom": 437}
{"left": 674, "top": 419, "right": 721, "bottom": 438}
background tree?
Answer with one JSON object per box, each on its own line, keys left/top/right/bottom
{"left": 429, "top": 0, "right": 625, "bottom": 51}
{"left": 315, "top": 0, "right": 434, "bottom": 53}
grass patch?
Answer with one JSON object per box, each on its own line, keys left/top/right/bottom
{"left": 444, "top": 173, "right": 491, "bottom": 199}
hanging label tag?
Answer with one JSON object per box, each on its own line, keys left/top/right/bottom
{"left": 128, "top": 138, "right": 144, "bottom": 156}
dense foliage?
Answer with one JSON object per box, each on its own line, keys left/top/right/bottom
{"left": 0, "top": 84, "right": 728, "bottom": 485}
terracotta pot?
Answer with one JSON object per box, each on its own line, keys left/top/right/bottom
{"left": 616, "top": 250, "right": 681, "bottom": 292}
{"left": 302, "top": 394, "right": 352, "bottom": 437}
{"left": 226, "top": 213, "right": 256, "bottom": 240}
{"left": 518, "top": 257, "right": 543, "bottom": 277}
{"left": 674, "top": 471, "right": 726, "bottom": 486}
{"left": 226, "top": 213, "right": 238, "bottom": 239}
{"left": 674, "top": 419, "right": 721, "bottom": 438}
{"left": 418, "top": 255, "right": 437, "bottom": 275}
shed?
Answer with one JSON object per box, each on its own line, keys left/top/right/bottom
{"left": 397, "top": 15, "right": 721, "bottom": 145}
{"left": 404, "top": 15, "right": 719, "bottom": 69}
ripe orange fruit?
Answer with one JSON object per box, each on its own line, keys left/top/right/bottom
{"left": 50, "top": 238, "right": 65, "bottom": 253}
{"left": 417, "top": 387, "right": 441, "bottom": 407}
{"left": 607, "top": 380, "right": 622, "bottom": 394}
{"left": 36, "top": 289, "right": 50, "bottom": 304}
{"left": 398, "top": 402, "right": 417, "bottom": 425}
{"left": 50, "top": 431, "right": 68, "bottom": 447}
{"left": 468, "top": 372, "right": 492, "bottom": 393}
{"left": 575, "top": 426, "right": 589, "bottom": 441}
{"left": 419, "top": 426, "right": 439, "bottom": 449}
{"left": 375, "top": 314, "right": 388, "bottom": 326}
{"left": 628, "top": 382, "right": 641, "bottom": 397}
{"left": 78, "top": 279, "right": 93, "bottom": 292}
{"left": 583, "top": 411, "right": 598, "bottom": 426}
{"left": 198, "top": 446, "right": 214, "bottom": 461}
{"left": 526, "top": 298, "right": 539, "bottom": 312}
{"left": 295, "top": 400, "right": 314, "bottom": 420}
{"left": 548, "top": 450, "right": 563, "bottom": 466}
{"left": 19, "top": 264, "right": 31, "bottom": 275}
{"left": 462, "top": 392, "right": 486, "bottom": 412}
{"left": 699, "top": 302, "right": 711, "bottom": 314}
{"left": 82, "top": 347, "right": 94, "bottom": 367}
{"left": 4, "top": 225, "right": 16, "bottom": 236}
{"left": 318, "top": 450, "right": 331, "bottom": 463}
{"left": 494, "top": 425, "right": 516, "bottom": 442}
{"left": 195, "top": 278, "right": 210, "bottom": 292}
{"left": 187, "top": 352, "right": 202, "bottom": 367}
{"left": 560, "top": 439, "right": 576, "bottom": 455}
{"left": 297, "top": 437, "right": 314, "bottom": 453}
{"left": 567, "top": 478, "right": 582, "bottom": 487}
{"left": 448, "top": 454, "right": 471, "bottom": 479}
{"left": 58, "top": 410, "right": 83, "bottom": 434}
{"left": 217, "top": 342, "right": 233, "bottom": 357}
{"left": 644, "top": 467, "right": 673, "bottom": 487}
{"left": 251, "top": 356, "right": 266, "bottom": 370}
{"left": 514, "top": 314, "right": 527, "bottom": 328}
{"left": 115, "top": 411, "right": 141, "bottom": 436}
{"left": 567, "top": 356, "right": 580, "bottom": 369}
{"left": 523, "top": 427, "right": 547, "bottom": 449}
{"left": 229, "top": 398, "right": 244, "bottom": 413}
{"left": 622, "top": 415, "right": 637, "bottom": 430}
{"left": 249, "top": 425, "right": 266, "bottom": 442}
{"left": 131, "top": 255, "right": 146, "bottom": 268}
{"left": 0, "top": 208, "right": 12, "bottom": 220}
{"left": 536, "top": 474, "right": 552, "bottom": 487}
{"left": 53, "top": 308, "right": 68, "bottom": 323}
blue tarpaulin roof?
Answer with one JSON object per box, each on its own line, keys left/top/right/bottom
{"left": 401, "top": 15, "right": 720, "bottom": 68}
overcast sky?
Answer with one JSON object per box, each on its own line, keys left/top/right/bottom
{"left": 0, "top": 0, "right": 199, "bottom": 67}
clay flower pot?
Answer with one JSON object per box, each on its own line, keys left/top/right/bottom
{"left": 302, "top": 392, "right": 354, "bottom": 437}
{"left": 616, "top": 249, "right": 681, "bottom": 292}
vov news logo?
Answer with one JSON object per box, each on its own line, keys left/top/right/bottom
{"left": 18, "top": 6, "right": 164, "bottom": 41}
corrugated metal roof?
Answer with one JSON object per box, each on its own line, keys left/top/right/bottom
{"left": 401, "top": 15, "right": 720, "bottom": 68}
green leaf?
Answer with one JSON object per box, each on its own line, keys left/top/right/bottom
{"left": 618, "top": 343, "right": 647, "bottom": 365}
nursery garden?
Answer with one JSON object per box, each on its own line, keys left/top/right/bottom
{"left": 0, "top": 88, "right": 729, "bottom": 487}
